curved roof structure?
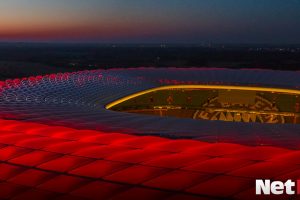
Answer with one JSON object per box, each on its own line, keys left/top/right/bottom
{"left": 1, "top": 68, "right": 300, "bottom": 199}
{"left": 1, "top": 68, "right": 300, "bottom": 148}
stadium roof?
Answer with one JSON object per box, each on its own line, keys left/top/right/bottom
{"left": 1, "top": 68, "right": 300, "bottom": 148}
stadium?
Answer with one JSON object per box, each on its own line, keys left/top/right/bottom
{"left": 1, "top": 68, "right": 300, "bottom": 199}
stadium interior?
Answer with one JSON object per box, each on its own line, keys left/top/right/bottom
{"left": 108, "top": 85, "right": 300, "bottom": 124}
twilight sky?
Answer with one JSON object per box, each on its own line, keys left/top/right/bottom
{"left": 1, "top": 0, "right": 300, "bottom": 43}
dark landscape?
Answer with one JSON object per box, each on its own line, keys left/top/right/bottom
{"left": 0, "top": 42, "right": 300, "bottom": 80}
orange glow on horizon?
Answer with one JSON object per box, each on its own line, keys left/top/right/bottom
{"left": 0, "top": 11, "right": 196, "bottom": 41}
{"left": 0, "top": 23, "right": 183, "bottom": 41}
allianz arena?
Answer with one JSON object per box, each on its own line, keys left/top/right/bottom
{"left": 1, "top": 68, "right": 300, "bottom": 199}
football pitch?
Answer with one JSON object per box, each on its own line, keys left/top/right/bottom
{"left": 110, "top": 88, "right": 300, "bottom": 124}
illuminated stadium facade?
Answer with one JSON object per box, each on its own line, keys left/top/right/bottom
{"left": 1, "top": 68, "right": 300, "bottom": 147}
{"left": 2, "top": 68, "right": 300, "bottom": 199}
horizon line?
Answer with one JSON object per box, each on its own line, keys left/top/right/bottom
{"left": 0, "top": 41, "right": 300, "bottom": 46}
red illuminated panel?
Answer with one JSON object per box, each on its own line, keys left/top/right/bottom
{"left": 104, "top": 165, "right": 169, "bottom": 184}
{"left": 70, "top": 160, "right": 129, "bottom": 178}
{"left": 9, "top": 169, "right": 55, "bottom": 187}
{"left": 0, "top": 118, "right": 300, "bottom": 199}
